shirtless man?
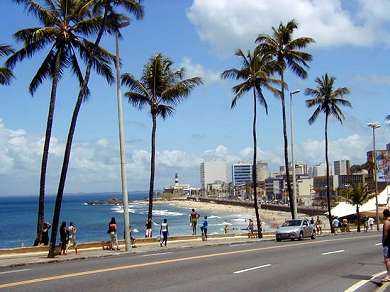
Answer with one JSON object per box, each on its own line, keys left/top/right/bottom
{"left": 382, "top": 209, "right": 390, "bottom": 282}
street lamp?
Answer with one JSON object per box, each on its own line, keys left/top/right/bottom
{"left": 290, "top": 89, "right": 300, "bottom": 219}
{"left": 368, "top": 122, "right": 381, "bottom": 231}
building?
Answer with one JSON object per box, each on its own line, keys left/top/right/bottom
{"left": 338, "top": 174, "right": 367, "bottom": 188}
{"left": 256, "top": 161, "right": 269, "bottom": 182}
{"left": 265, "top": 177, "right": 284, "bottom": 201}
{"left": 296, "top": 177, "right": 314, "bottom": 206}
{"left": 313, "top": 175, "right": 339, "bottom": 198}
{"left": 200, "top": 160, "right": 228, "bottom": 190}
{"left": 334, "top": 160, "right": 350, "bottom": 175}
{"left": 313, "top": 162, "right": 333, "bottom": 177}
{"left": 232, "top": 162, "right": 252, "bottom": 186}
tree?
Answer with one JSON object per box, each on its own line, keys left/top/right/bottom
{"left": 256, "top": 19, "right": 314, "bottom": 219}
{"left": 9, "top": 0, "right": 113, "bottom": 245}
{"left": 48, "top": 0, "right": 143, "bottom": 257}
{"left": 343, "top": 184, "right": 372, "bottom": 232}
{"left": 305, "top": 73, "right": 351, "bottom": 233}
{"left": 221, "top": 49, "right": 280, "bottom": 238}
{"left": 122, "top": 53, "right": 202, "bottom": 224}
{"left": 0, "top": 44, "right": 14, "bottom": 85}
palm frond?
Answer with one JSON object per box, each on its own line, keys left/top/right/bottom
{"left": 156, "top": 104, "right": 175, "bottom": 119}
{"left": 307, "top": 105, "right": 321, "bottom": 125}
{"left": 0, "top": 45, "right": 14, "bottom": 57}
{"left": 29, "top": 48, "right": 56, "bottom": 95}
{"left": 161, "top": 77, "right": 203, "bottom": 104}
{"left": 0, "top": 67, "right": 14, "bottom": 85}
{"left": 125, "top": 92, "right": 150, "bottom": 110}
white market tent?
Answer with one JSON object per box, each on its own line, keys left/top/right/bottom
{"left": 329, "top": 185, "right": 390, "bottom": 217}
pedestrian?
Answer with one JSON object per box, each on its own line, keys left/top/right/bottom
{"left": 382, "top": 209, "right": 390, "bottom": 282}
{"left": 160, "top": 219, "right": 168, "bottom": 247}
{"left": 200, "top": 216, "right": 208, "bottom": 241}
{"left": 59, "top": 221, "right": 69, "bottom": 255}
{"left": 108, "top": 217, "right": 120, "bottom": 251}
{"left": 129, "top": 225, "right": 136, "bottom": 248}
{"left": 310, "top": 217, "right": 315, "bottom": 225}
{"left": 42, "top": 222, "right": 51, "bottom": 246}
{"left": 248, "top": 219, "right": 254, "bottom": 238}
{"left": 368, "top": 217, "right": 375, "bottom": 230}
{"left": 332, "top": 217, "right": 340, "bottom": 234}
{"left": 145, "top": 218, "right": 152, "bottom": 238}
{"left": 316, "top": 216, "right": 322, "bottom": 235}
{"left": 190, "top": 209, "right": 200, "bottom": 235}
{"left": 364, "top": 217, "right": 369, "bottom": 232}
{"left": 66, "top": 222, "right": 78, "bottom": 254}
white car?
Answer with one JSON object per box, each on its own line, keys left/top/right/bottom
{"left": 275, "top": 219, "right": 316, "bottom": 242}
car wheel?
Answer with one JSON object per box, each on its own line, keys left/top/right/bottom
{"left": 298, "top": 231, "right": 303, "bottom": 240}
{"left": 311, "top": 231, "right": 316, "bottom": 240}
{"left": 276, "top": 238, "right": 281, "bottom": 242}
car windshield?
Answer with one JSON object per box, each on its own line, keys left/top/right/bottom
{"left": 282, "top": 220, "right": 302, "bottom": 227}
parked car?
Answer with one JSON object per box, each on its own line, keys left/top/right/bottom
{"left": 275, "top": 219, "right": 316, "bottom": 242}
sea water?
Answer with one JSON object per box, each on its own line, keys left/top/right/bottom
{"left": 0, "top": 192, "right": 255, "bottom": 248}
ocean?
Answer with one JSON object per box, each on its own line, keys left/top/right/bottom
{"left": 0, "top": 192, "right": 254, "bottom": 248}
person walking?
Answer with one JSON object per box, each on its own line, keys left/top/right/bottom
{"left": 66, "top": 222, "right": 78, "bottom": 254}
{"left": 42, "top": 222, "right": 51, "bottom": 246}
{"left": 316, "top": 216, "right": 322, "bottom": 235}
{"left": 59, "top": 222, "right": 69, "bottom": 255}
{"left": 190, "top": 209, "right": 200, "bottom": 235}
{"left": 108, "top": 217, "right": 120, "bottom": 251}
{"left": 364, "top": 217, "right": 369, "bottom": 232}
{"left": 129, "top": 225, "right": 136, "bottom": 248}
{"left": 248, "top": 219, "right": 254, "bottom": 238}
{"left": 368, "top": 217, "right": 375, "bottom": 231}
{"left": 332, "top": 217, "right": 340, "bottom": 234}
{"left": 200, "top": 216, "right": 208, "bottom": 241}
{"left": 160, "top": 219, "right": 168, "bottom": 247}
{"left": 382, "top": 209, "right": 390, "bottom": 282}
{"left": 145, "top": 218, "right": 152, "bottom": 238}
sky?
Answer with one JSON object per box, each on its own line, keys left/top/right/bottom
{"left": 0, "top": 0, "right": 390, "bottom": 196}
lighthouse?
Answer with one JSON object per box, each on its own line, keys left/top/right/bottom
{"left": 174, "top": 173, "right": 179, "bottom": 187}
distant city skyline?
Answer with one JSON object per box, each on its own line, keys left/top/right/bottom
{"left": 1, "top": 0, "right": 390, "bottom": 196}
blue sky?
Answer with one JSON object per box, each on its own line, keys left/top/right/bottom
{"left": 1, "top": 0, "right": 390, "bottom": 196}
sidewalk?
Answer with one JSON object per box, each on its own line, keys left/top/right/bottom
{"left": 0, "top": 234, "right": 275, "bottom": 268}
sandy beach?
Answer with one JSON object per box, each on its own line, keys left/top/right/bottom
{"left": 155, "top": 200, "right": 319, "bottom": 229}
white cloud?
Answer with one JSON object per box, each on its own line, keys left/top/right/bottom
{"left": 187, "top": 0, "right": 390, "bottom": 54}
{"left": 353, "top": 74, "right": 390, "bottom": 85}
{"left": 180, "top": 57, "right": 221, "bottom": 83}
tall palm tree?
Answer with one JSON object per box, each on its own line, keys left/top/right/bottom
{"left": 343, "top": 184, "right": 372, "bottom": 232}
{"left": 305, "top": 73, "right": 351, "bottom": 233}
{"left": 0, "top": 44, "right": 14, "bottom": 85}
{"left": 221, "top": 49, "right": 280, "bottom": 238}
{"left": 256, "top": 19, "right": 314, "bottom": 219}
{"left": 48, "top": 0, "right": 143, "bottom": 257}
{"left": 9, "top": 0, "right": 113, "bottom": 246}
{"left": 122, "top": 53, "right": 203, "bottom": 224}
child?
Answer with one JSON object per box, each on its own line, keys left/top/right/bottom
{"left": 129, "top": 226, "right": 136, "bottom": 248}
{"left": 200, "top": 216, "right": 208, "bottom": 241}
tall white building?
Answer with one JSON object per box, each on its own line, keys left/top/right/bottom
{"left": 334, "top": 160, "right": 350, "bottom": 175}
{"left": 313, "top": 162, "right": 333, "bottom": 176}
{"left": 200, "top": 160, "right": 228, "bottom": 190}
{"left": 256, "top": 161, "right": 269, "bottom": 181}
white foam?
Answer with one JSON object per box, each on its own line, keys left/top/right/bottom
{"left": 207, "top": 215, "right": 222, "bottom": 219}
{"left": 152, "top": 210, "right": 184, "bottom": 217}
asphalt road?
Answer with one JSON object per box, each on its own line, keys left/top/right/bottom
{"left": 0, "top": 232, "right": 387, "bottom": 292}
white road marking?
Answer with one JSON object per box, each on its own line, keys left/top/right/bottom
{"left": 233, "top": 264, "right": 271, "bottom": 274}
{"left": 376, "top": 243, "right": 382, "bottom": 246}
{"left": 230, "top": 243, "right": 252, "bottom": 247}
{"left": 345, "top": 270, "right": 387, "bottom": 292}
{"left": 321, "top": 249, "right": 344, "bottom": 255}
{"left": 0, "top": 269, "right": 31, "bottom": 275}
{"left": 142, "top": 252, "right": 172, "bottom": 257}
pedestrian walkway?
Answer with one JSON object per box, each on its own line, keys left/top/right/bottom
{"left": 0, "top": 234, "right": 275, "bottom": 268}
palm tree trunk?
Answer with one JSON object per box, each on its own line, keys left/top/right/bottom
{"left": 148, "top": 114, "right": 157, "bottom": 222}
{"left": 356, "top": 205, "right": 360, "bottom": 232}
{"left": 34, "top": 53, "right": 61, "bottom": 246}
{"left": 280, "top": 72, "right": 294, "bottom": 218}
{"left": 252, "top": 88, "right": 262, "bottom": 238}
{"left": 325, "top": 114, "right": 333, "bottom": 233}
{"left": 48, "top": 9, "right": 109, "bottom": 258}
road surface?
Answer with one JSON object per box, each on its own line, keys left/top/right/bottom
{"left": 0, "top": 232, "right": 387, "bottom": 291}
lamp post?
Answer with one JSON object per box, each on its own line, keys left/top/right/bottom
{"left": 290, "top": 89, "right": 300, "bottom": 219}
{"left": 115, "top": 32, "right": 130, "bottom": 251}
{"left": 368, "top": 122, "right": 381, "bottom": 231}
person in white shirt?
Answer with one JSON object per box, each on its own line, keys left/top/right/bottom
{"left": 160, "top": 219, "right": 168, "bottom": 247}
{"left": 368, "top": 217, "right": 375, "bottom": 230}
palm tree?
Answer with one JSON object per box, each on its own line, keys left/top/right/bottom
{"left": 122, "top": 53, "right": 203, "bottom": 224}
{"left": 48, "top": 0, "right": 143, "bottom": 257}
{"left": 221, "top": 49, "right": 280, "bottom": 238}
{"left": 0, "top": 44, "right": 14, "bottom": 85}
{"left": 9, "top": 0, "right": 114, "bottom": 246}
{"left": 256, "top": 19, "right": 314, "bottom": 219}
{"left": 305, "top": 73, "right": 351, "bottom": 233}
{"left": 343, "top": 184, "right": 372, "bottom": 232}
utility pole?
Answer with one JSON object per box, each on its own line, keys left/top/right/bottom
{"left": 115, "top": 32, "right": 130, "bottom": 251}
{"left": 368, "top": 122, "right": 381, "bottom": 231}
{"left": 290, "top": 89, "right": 300, "bottom": 219}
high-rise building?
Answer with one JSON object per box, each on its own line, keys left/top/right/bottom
{"left": 200, "top": 160, "right": 228, "bottom": 190}
{"left": 313, "top": 162, "right": 333, "bottom": 176}
{"left": 334, "top": 160, "right": 350, "bottom": 175}
{"left": 256, "top": 161, "right": 269, "bottom": 182}
{"left": 232, "top": 162, "right": 252, "bottom": 186}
